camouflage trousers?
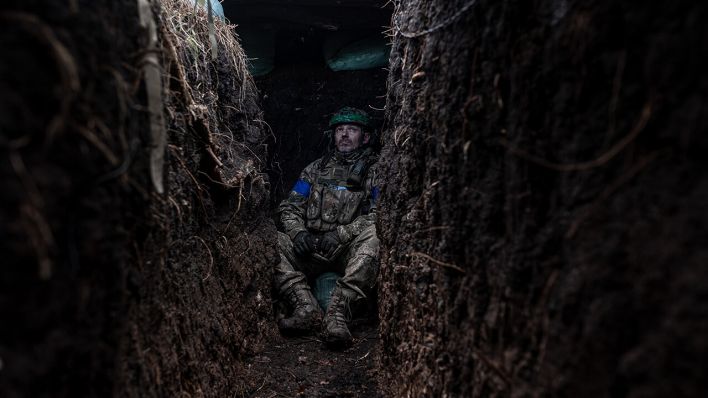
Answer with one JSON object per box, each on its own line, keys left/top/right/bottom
{"left": 274, "top": 225, "right": 379, "bottom": 301}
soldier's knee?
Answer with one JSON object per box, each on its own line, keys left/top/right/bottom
{"left": 277, "top": 231, "right": 301, "bottom": 265}
{"left": 360, "top": 227, "right": 380, "bottom": 253}
{"left": 342, "top": 253, "right": 379, "bottom": 293}
{"left": 354, "top": 225, "right": 379, "bottom": 246}
{"left": 355, "top": 243, "right": 379, "bottom": 260}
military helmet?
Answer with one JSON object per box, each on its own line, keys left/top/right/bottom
{"left": 328, "top": 106, "right": 371, "bottom": 129}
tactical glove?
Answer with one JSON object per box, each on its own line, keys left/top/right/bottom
{"left": 293, "top": 231, "right": 316, "bottom": 257}
{"left": 319, "top": 231, "right": 341, "bottom": 258}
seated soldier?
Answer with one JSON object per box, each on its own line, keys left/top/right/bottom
{"left": 275, "top": 106, "right": 380, "bottom": 347}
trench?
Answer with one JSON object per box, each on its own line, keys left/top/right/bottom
{"left": 2, "top": 0, "right": 392, "bottom": 396}
{"left": 227, "top": 3, "right": 391, "bottom": 396}
{"left": 2, "top": 0, "right": 708, "bottom": 397}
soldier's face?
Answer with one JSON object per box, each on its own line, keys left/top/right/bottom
{"left": 334, "top": 124, "right": 369, "bottom": 153}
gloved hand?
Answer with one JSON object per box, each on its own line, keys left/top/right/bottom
{"left": 319, "top": 231, "right": 341, "bottom": 258}
{"left": 293, "top": 231, "right": 316, "bottom": 257}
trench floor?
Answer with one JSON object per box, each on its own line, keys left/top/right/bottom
{"left": 242, "top": 322, "right": 382, "bottom": 397}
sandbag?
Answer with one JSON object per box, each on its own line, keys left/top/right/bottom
{"left": 323, "top": 33, "right": 389, "bottom": 71}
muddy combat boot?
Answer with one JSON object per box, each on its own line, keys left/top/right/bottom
{"left": 323, "top": 286, "right": 357, "bottom": 347}
{"left": 278, "top": 285, "right": 322, "bottom": 334}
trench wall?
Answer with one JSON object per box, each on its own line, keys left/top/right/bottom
{"left": 377, "top": 1, "right": 708, "bottom": 396}
{"left": 0, "top": 1, "right": 276, "bottom": 396}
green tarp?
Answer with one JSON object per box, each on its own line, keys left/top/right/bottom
{"left": 323, "top": 33, "right": 389, "bottom": 72}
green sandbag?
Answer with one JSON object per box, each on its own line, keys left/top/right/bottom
{"left": 323, "top": 33, "right": 390, "bottom": 72}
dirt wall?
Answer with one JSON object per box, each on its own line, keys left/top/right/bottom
{"left": 377, "top": 1, "right": 708, "bottom": 397}
{"left": 0, "top": 1, "right": 275, "bottom": 396}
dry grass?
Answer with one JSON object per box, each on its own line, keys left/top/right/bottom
{"left": 157, "top": 0, "right": 263, "bottom": 191}
{"left": 159, "top": 0, "right": 253, "bottom": 108}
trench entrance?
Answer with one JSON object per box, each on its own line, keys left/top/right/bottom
{"left": 224, "top": 1, "right": 391, "bottom": 396}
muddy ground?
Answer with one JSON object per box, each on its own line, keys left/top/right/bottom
{"left": 242, "top": 323, "right": 381, "bottom": 398}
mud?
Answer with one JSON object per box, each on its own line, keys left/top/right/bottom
{"left": 243, "top": 323, "right": 381, "bottom": 398}
{"left": 377, "top": 0, "right": 708, "bottom": 397}
{"left": 1, "top": 0, "right": 276, "bottom": 396}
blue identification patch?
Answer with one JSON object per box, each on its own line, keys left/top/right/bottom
{"left": 292, "top": 179, "right": 311, "bottom": 196}
{"left": 372, "top": 186, "right": 380, "bottom": 201}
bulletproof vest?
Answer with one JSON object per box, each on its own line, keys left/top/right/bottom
{"left": 305, "top": 149, "right": 374, "bottom": 232}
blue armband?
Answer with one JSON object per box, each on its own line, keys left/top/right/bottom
{"left": 292, "top": 179, "right": 311, "bottom": 197}
{"left": 371, "top": 186, "right": 380, "bottom": 202}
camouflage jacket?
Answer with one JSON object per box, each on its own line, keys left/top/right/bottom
{"left": 279, "top": 147, "right": 379, "bottom": 244}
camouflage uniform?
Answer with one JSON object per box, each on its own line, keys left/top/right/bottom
{"left": 275, "top": 146, "right": 380, "bottom": 302}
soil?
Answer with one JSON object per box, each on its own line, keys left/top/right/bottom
{"left": 115, "top": 3, "right": 279, "bottom": 395}
{"left": 3, "top": 0, "right": 707, "bottom": 397}
{"left": 1, "top": 1, "right": 148, "bottom": 396}
{"left": 377, "top": 0, "right": 708, "bottom": 397}
{"left": 242, "top": 323, "right": 382, "bottom": 398}
{"left": 1, "top": 0, "right": 277, "bottom": 396}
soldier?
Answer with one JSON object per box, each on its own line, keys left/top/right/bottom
{"left": 275, "top": 106, "right": 380, "bottom": 347}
